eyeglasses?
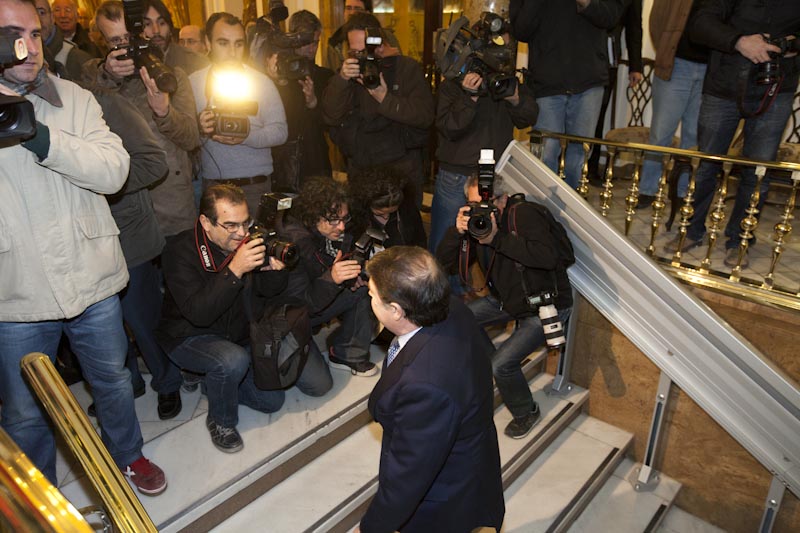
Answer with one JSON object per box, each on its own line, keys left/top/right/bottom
{"left": 107, "top": 35, "right": 131, "bottom": 47}
{"left": 213, "top": 218, "right": 252, "bottom": 233}
{"left": 324, "top": 214, "right": 352, "bottom": 226}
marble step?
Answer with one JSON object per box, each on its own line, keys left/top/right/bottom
{"left": 210, "top": 372, "right": 590, "bottom": 532}
{"left": 501, "top": 414, "right": 634, "bottom": 533}
{"left": 56, "top": 334, "right": 548, "bottom": 532}
{"left": 567, "top": 458, "right": 681, "bottom": 533}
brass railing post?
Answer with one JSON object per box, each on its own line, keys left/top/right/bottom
{"left": 763, "top": 171, "right": 798, "bottom": 289}
{"left": 624, "top": 150, "right": 644, "bottom": 236}
{"left": 700, "top": 162, "right": 734, "bottom": 273}
{"left": 672, "top": 157, "right": 701, "bottom": 266}
{"left": 648, "top": 156, "right": 674, "bottom": 256}
{"left": 20, "top": 353, "right": 158, "bottom": 533}
{"left": 599, "top": 146, "right": 617, "bottom": 217}
{"left": 557, "top": 138, "right": 568, "bottom": 181}
{"left": 578, "top": 142, "right": 591, "bottom": 199}
{"left": 730, "top": 165, "right": 767, "bottom": 282}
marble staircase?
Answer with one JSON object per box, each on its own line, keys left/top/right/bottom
{"left": 54, "top": 330, "right": 686, "bottom": 532}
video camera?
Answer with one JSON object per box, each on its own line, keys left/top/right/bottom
{"left": 348, "top": 27, "right": 383, "bottom": 90}
{"left": 206, "top": 67, "right": 259, "bottom": 138}
{"left": 0, "top": 28, "right": 36, "bottom": 143}
{"left": 253, "top": 1, "right": 315, "bottom": 84}
{"left": 117, "top": 0, "right": 177, "bottom": 93}
{"left": 757, "top": 35, "right": 800, "bottom": 86}
{"left": 435, "top": 13, "right": 519, "bottom": 100}
{"left": 249, "top": 192, "right": 299, "bottom": 268}
{"left": 466, "top": 149, "right": 499, "bottom": 240}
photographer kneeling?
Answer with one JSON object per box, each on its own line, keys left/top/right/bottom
{"left": 436, "top": 174, "right": 572, "bottom": 439}
{"left": 157, "top": 184, "right": 332, "bottom": 453}
{"left": 281, "top": 177, "right": 378, "bottom": 377}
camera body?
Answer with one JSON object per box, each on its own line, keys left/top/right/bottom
{"left": 757, "top": 36, "right": 799, "bottom": 86}
{"left": 0, "top": 28, "right": 36, "bottom": 142}
{"left": 466, "top": 149, "right": 498, "bottom": 240}
{"left": 209, "top": 100, "right": 258, "bottom": 138}
{"left": 276, "top": 52, "right": 313, "bottom": 82}
{"left": 350, "top": 27, "right": 383, "bottom": 90}
{"left": 351, "top": 226, "right": 388, "bottom": 267}
{"left": 435, "top": 13, "right": 518, "bottom": 100}
{"left": 252, "top": 1, "right": 316, "bottom": 84}
{"left": 525, "top": 292, "right": 566, "bottom": 350}
{"left": 120, "top": 0, "right": 177, "bottom": 93}
{"left": 249, "top": 193, "right": 298, "bottom": 267}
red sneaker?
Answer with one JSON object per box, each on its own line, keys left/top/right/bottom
{"left": 122, "top": 456, "right": 167, "bottom": 495}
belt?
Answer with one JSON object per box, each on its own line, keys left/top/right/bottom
{"left": 209, "top": 175, "right": 270, "bottom": 186}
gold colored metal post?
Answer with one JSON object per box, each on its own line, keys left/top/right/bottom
{"left": 701, "top": 162, "right": 734, "bottom": 273}
{"left": 20, "top": 353, "right": 158, "bottom": 533}
{"left": 648, "top": 156, "right": 674, "bottom": 256}
{"left": 624, "top": 150, "right": 644, "bottom": 236}
{"left": 672, "top": 157, "right": 701, "bottom": 266}
{"left": 557, "top": 138, "right": 568, "bottom": 181}
{"left": 578, "top": 142, "right": 591, "bottom": 198}
{"left": 730, "top": 166, "right": 767, "bottom": 281}
{"left": 599, "top": 147, "right": 617, "bottom": 217}
{"left": 763, "top": 171, "right": 799, "bottom": 289}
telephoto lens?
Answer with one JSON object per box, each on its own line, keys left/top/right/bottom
{"left": 538, "top": 303, "right": 565, "bottom": 350}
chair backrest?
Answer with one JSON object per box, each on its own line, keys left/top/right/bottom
{"left": 623, "top": 58, "right": 654, "bottom": 127}
{"left": 784, "top": 89, "right": 800, "bottom": 143}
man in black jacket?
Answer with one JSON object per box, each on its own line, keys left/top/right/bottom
{"left": 281, "top": 178, "right": 378, "bottom": 377}
{"left": 158, "top": 184, "right": 332, "bottom": 452}
{"left": 437, "top": 176, "right": 572, "bottom": 439}
{"left": 322, "top": 12, "right": 434, "bottom": 207}
{"left": 666, "top": 0, "right": 800, "bottom": 269}
{"left": 510, "top": 0, "right": 627, "bottom": 189}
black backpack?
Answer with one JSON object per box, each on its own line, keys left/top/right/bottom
{"left": 249, "top": 301, "right": 312, "bottom": 391}
{"left": 507, "top": 195, "right": 576, "bottom": 269}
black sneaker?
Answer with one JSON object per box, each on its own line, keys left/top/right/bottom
{"left": 329, "top": 354, "right": 379, "bottom": 377}
{"left": 181, "top": 370, "right": 203, "bottom": 393}
{"left": 205, "top": 416, "right": 243, "bottom": 453}
{"left": 157, "top": 391, "right": 182, "bottom": 420}
{"left": 504, "top": 404, "right": 541, "bottom": 439}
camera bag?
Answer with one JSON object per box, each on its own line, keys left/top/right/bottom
{"left": 249, "top": 299, "right": 312, "bottom": 391}
{"left": 507, "top": 196, "right": 575, "bottom": 269}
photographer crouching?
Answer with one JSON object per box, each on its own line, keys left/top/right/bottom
{"left": 436, "top": 161, "right": 572, "bottom": 439}
{"left": 156, "top": 184, "right": 332, "bottom": 453}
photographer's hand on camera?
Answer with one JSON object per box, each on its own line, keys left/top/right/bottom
{"left": 104, "top": 47, "right": 136, "bottom": 80}
{"left": 228, "top": 237, "right": 267, "bottom": 279}
{"left": 198, "top": 107, "right": 246, "bottom": 145}
{"left": 340, "top": 57, "right": 361, "bottom": 81}
{"left": 461, "top": 72, "right": 482, "bottom": 102}
{"left": 140, "top": 66, "right": 169, "bottom": 118}
{"left": 735, "top": 34, "right": 782, "bottom": 64}
{"left": 455, "top": 206, "right": 471, "bottom": 235}
{"left": 364, "top": 72, "right": 387, "bottom": 103}
{"left": 330, "top": 250, "right": 362, "bottom": 287}
{"left": 503, "top": 80, "right": 520, "bottom": 106}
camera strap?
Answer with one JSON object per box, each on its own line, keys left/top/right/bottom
{"left": 736, "top": 66, "right": 783, "bottom": 119}
{"left": 194, "top": 218, "right": 240, "bottom": 273}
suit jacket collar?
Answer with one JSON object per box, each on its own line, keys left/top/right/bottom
{"left": 368, "top": 322, "right": 438, "bottom": 417}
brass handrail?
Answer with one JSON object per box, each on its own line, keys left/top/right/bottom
{"left": 0, "top": 428, "right": 92, "bottom": 532}
{"left": 528, "top": 129, "right": 800, "bottom": 311}
{"left": 20, "top": 353, "right": 158, "bottom": 533}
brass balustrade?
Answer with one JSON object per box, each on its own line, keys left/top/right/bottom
{"left": 19, "top": 353, "right": 158, "bottom": 533}
{"left": 529, "top": 130, "right": 800, "bottom": 311}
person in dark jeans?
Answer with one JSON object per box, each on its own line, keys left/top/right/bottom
{"left": 158, "top": 184, "right": 332, "bottom": 452}
{"left": 281, "top": 177, "right": 378, "bottom": 377}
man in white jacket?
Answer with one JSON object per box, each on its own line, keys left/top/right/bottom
{"left": 0, "top": 0, "right": 168, "bottom": 495}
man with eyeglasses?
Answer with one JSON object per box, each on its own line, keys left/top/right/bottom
{"left": 34, "top": 0, "right": 91, "bottom": 80}
{"left": 178, "top": 24, "right": 207, "bottom": 55}
{"left": 281, "top": 177, "right": 378, "bottom": 377}
{"left": 157, "top": 184, "right": 332, "bottom": 452}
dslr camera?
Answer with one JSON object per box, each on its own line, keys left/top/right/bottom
{"left": 466, "top": 149, "right": 499, "bottom": 240}
{"left": 117, "top": 0, "right": 177, "bottom": 93}
{"left": 525, "top": 292, "right": 566, "bottom": 350}
{"left": 341, "top": 226, "right": 387, "bottom": 286}
{"left": 0, "top": 28, "right": 36, "bottom": 142}
{"left": 253, "top": 1, "right": 315, "bottom": 84}
{"left": 757, "top": 35, "right": 800, "bottom": 86}
{"left": 249, "top": 192, "right": 299, "bottom": 268}
{"left": 349, "top": 27, "right": 383, "bottom": 90}
{"left": 435, "top": 13, "right": 519, "bottom": 100}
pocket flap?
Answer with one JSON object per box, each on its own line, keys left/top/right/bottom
{"left": 76, "top": 214, "right": 120, "bottom": 239}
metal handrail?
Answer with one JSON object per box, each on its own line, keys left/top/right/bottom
{"left": 20, "top": 353, "right": 157, "bottom": 533}
{"left": 0, "top": 427, "right": 92, "bottom": 532}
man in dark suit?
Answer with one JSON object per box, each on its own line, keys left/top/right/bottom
{"left": 360, "top": 246, "right": 505, "bottom": 533}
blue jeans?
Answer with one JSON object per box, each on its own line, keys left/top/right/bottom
{"left": 640, "top": 58, "right": 707, "bottom": 197}
{"left": 428, "top": 168, "right": 469, "bottom": 254}
{"left": 536, "top": 86, "right": 605, "bottom": 188}
{"left": 688, "top": 92, "right": 794, "bottom": 248}
{"left": 469, "top": 295, "right": 572, "bottom": 419}
{"left": 121, "top": 260, "right": 181, "bottom": 394}
{"left": 312, "top": 285, "right": 374, "bottom": 362}
{"left": 0, "top": 296, "right": 142, "bottom": 483}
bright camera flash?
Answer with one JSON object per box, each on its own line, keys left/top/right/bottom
{"left": 211, "top": 68, "right": 253, "bottom": 102}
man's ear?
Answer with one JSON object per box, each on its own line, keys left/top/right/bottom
{"left": 389, "top": 302, "right": 404, "bottom": 320}
{"left": 199, "top": 213, "right": 214, "bottom": 233}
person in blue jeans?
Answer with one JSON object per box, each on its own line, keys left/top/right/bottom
{"left": 638, "top": 0, "right": 708, "bottom": 206}
{"left": 436, "top": 176, "right": 573, "bottom": 439}
{"left": 665, "top": 0, "right": 800, "bottom": 268}
{"left": 0, "top": 0, "right": 166, "bottom": 495}
{"left": 157, "top": 185, "right": 333, "bottom": 453}
{"left": 510, "top": 0, "right": 627, "bottom": 188}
